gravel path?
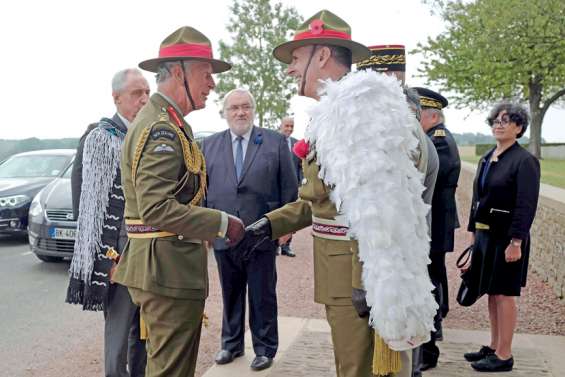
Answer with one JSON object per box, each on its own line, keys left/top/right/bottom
{"left": 36, "top": 190, "right": 564, "bottom": 376}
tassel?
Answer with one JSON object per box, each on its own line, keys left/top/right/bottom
{"left": 140, "top": 315, "right": 148, "bottom": 340}
{"left": 373, "top": 332, "right": 401, "bottom": 376}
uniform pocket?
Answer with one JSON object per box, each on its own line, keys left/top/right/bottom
{"left": 150, "top": 238, "right": 206, "bottom": 290}
{"left": 327, "top": 250, "right": 353, "bottom": 298}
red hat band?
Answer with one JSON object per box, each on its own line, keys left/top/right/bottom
{"left": 159, "top": 43, "right": 213, "bottom": 59}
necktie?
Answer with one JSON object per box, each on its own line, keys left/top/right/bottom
{"left": 235, "top": 136, "right": 244, "bottom": 180}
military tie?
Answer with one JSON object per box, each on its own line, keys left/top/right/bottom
{"left": 235, "top": 135, "right": 244, "bottom": 181}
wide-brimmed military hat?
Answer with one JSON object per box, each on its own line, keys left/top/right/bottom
{"left": 139, "top": 26, "right": 231, "bottom": 73}
{"left": 414, "top": 87, "right": 448, "bottom": 109}
{"left": 273, "top": 10, "right": 370, "bottom": 64}
{"left": 357, "top": 44, "right": 406, "bottom": 72}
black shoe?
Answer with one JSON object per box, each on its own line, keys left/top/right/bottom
{"left": 250, "top": 355, "right": 273, "bottom": 371}
{"left": 435, "top": 322, "right": 443, "bottom": 341}
{"left": 420, "top": 360, "right": 438, "bottom": 371}
{"left": 471, "top": 354, "right": 514, "bottom": 372}
{"left": 281, "top": 249, "right": 296, "bottom": 257}
{"left": 215, "top": 349, "right": 244, "bottom": 365}
{"left": 464, "top": 346, "right": 495, "bottom": 362}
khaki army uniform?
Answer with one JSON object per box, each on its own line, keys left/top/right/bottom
{"left": 113, "top": 92, "right": 226, "bottom": 377}
{"left": 265, "top": 148, "right": 412, "bottom": 377}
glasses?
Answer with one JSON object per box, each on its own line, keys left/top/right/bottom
{"left": 492, "top": 117, "right": 511, "bottom": 127}
{"left": 227, "top": 104, "right": 253, "bottom": 113}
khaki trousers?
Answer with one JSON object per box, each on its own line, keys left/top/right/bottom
{"left": 325, "top": 305, "right": 412, "bottom": 377}
{"left": 129, "top": 288, "right": 204, "bottom": 377}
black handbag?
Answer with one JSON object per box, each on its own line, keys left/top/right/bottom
{"left": 456, "top": 244, "right": 482, "bottom": 306}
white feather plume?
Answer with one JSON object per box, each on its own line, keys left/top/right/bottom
{"left": 306, "top": 70, "right": 437, "bottom": 349}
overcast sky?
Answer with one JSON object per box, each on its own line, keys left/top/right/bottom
{"left": 1, "top": 0, "right": 563, "bottom": 141}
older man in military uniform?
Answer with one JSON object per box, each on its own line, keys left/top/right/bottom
{"left": 414, "top": 87, "right": 461, "bottom": 371}
{"left": 113, "top": 26, "right": 245, "bottom": 377}
{"left": 234, "top": 10, "right": 434, "bottom": 377}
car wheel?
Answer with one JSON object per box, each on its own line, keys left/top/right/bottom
{"left": 36, "top": 255, "right": 64, "bottom": 263}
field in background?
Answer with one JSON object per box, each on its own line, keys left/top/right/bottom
{"left": 460, "top": 154, "right": 565, "bottom": 189}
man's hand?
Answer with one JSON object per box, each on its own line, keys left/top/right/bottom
{"left": 352, "top": 288, "right": 370, "bottom": 318}
{"left": 225, "top": 215, "right": 245, "bottom": 247}
{"left": 233, "top": 217, "right": 272, "bottom": 260}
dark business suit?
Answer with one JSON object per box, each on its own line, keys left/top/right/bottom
{"left": 71, "top": 114, "right": 146, "bottom": 377}
{"left": 288, "top": 136, "right": 303, "bottom": 182}
{"left": 202, "top": 126, "right": 298, "bottom": 358}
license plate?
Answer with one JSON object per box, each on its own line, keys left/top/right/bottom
{"left": 49, "top": 227, "right": 76, "bottom": 240}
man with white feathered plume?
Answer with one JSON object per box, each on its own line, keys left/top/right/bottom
{"left": 234, "top": 10, "right": 438, "bottom": 377}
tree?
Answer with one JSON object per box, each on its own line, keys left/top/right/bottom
{"left": 416, "top": 0, "right": 565, "bottom": 158}
{"left": 216, "top": 0, "right": 301, "bottom": 129}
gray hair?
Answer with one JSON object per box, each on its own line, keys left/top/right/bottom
{"left": 155, "top": 61, "right": 194, "bottom": 84}
{"left": 425, "top": 107, "right": 445, "bottom": 123}
{"left": 222, "top": 88, "right": 256, "bottom": 115}
{"left": 111, "top": 68, "right": 143, "bottom": 93}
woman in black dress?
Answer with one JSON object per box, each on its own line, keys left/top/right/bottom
{"left": 463, "top": 103, "right": 540, "bottom": 372}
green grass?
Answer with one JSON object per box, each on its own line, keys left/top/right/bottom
{"left": 461, "top": 156, "right": 565, "bottom": 189}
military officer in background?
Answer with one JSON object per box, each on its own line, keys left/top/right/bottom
{"left": 357, "top": 44, "right": 407, "bottom": 84}
{"left": 113, "top": 26, "right": 245, "bottom": 377}
{"left": 414, "top": 87, "right": 461, "bottom": 371}
{"left": 356, "top": 44, "right": 438, "bottom": 206}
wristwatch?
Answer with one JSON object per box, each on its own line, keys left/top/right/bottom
{"left": 510, "top": 239, "right": 521, "bottom": 247}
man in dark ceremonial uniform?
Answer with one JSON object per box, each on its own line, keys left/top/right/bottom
{"left": 414, "top": 87, "right": 461, "bottom": 370}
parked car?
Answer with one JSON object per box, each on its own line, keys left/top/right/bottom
{"left": 194, "top": 130, "right": 216, "bottom": 147}
{"left": 28, "top": 161, "right": 76, "bottom": 262}
{"left": 0, "top": 149, "right": 75, "bottom": 236}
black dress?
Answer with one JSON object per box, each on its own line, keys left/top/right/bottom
{"left": 468, "top": 142, "right": 540, "bottom": 296}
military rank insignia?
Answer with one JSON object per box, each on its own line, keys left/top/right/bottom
{"left": 153, "top": 143, "right": 175, "bottom": 153}
{"left": 433, "top": 129, "right": 446, "bottom": 137}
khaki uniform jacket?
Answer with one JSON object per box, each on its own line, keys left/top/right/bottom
{"left": 265, "top": 149, "right": 363, "bottom": 306}
{"left": 266, "top": 126, "right": 431, "bottom": 306}
{"left": 113, "top": 93, "right": 223, "bottom": 300}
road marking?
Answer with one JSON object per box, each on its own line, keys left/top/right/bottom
{"left": 21, "top": 251, "right": 32, "bottom": 256}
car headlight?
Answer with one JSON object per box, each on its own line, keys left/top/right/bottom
{"left": 0, "top": 194, "right": 30, "bottom": 208}
{"left": 28, "top": 195, "right": 43, "bottom": 217}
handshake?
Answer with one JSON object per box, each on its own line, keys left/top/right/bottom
{"left": 225, "top": 215, "right": 273, "bottom": 260}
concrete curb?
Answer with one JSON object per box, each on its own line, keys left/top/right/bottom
{"left": 203, "top": 316, "right": 565, "bottom": 377}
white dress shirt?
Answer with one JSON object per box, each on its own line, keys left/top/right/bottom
{"left": 230, "top": 127, "right": 253, "bottom": 163}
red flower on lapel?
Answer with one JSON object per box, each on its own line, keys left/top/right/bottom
{"left": 293, "top": 139, "right": 310, "bottom": 159}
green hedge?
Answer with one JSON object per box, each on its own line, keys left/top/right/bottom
{"left": 475, "top": 143, "right": 565, "bottom": 156}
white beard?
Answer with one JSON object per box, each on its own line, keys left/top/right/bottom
{"left": 306, "top": 70, "right": 437, "bottom": 350}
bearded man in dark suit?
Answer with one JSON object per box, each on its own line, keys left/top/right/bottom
{"left": 201, "top": 88, "right": 298, "bottom": 371}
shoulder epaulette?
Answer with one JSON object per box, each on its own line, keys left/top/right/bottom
{"left": 433, "top": 129, "right": 446, "bottom": 137}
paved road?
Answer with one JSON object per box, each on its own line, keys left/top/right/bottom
{"left": 0, "top": 235, "right": 103, "bottom": 377}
